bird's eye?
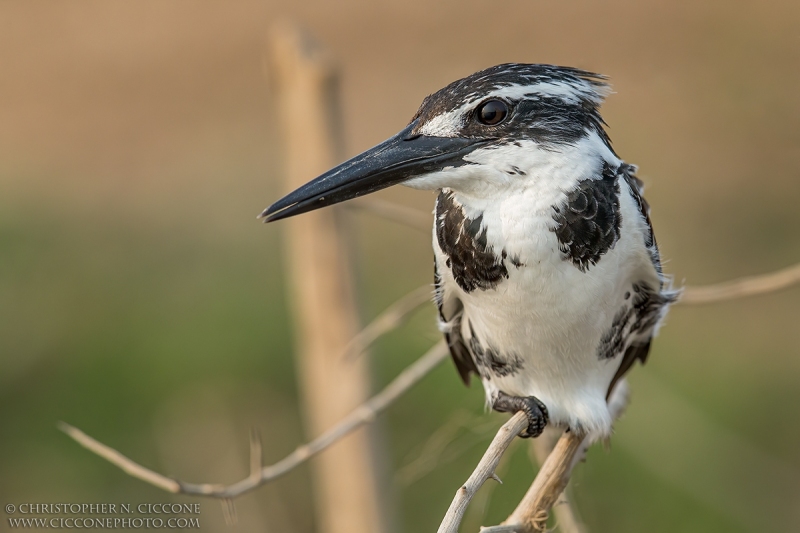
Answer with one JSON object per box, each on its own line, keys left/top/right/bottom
{"left": 477, "top": 100, "right": 508, "bottom": 125}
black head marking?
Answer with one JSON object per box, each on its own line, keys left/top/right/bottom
{"left": 410, "top": 63, "right": 613, "bottom": 149}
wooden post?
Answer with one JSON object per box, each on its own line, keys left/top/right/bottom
{"left": 267, "top": 22, "right": 390, "bottom": 533}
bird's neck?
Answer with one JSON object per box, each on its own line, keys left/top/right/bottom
{"left": 439, "top": 134, "right": 621, "bottom": 265}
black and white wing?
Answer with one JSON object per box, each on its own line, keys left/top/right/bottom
{"left": 606, "top": 163, "right": 678, "bottom": 396}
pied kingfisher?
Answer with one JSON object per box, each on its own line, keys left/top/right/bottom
{"left": 261, "top": 64, "right": 677, "bottom": 440}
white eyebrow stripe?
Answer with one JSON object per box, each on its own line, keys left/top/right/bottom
{"left": 417, "top": 101, "right": 473, "bottom": 137}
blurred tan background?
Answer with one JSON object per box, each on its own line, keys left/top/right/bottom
{"left": 1, "top": 1, "right": 799, "bottom": 532}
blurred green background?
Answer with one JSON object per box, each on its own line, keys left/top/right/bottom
{"left": 2, "top": 1, "right": 800, "bottom": 531}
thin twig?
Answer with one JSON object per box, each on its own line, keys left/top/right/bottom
{"left": 57, "top": 422, "right": 181, "bottom": 493}
{"left": 679, "top": 260, "right": 800, "bottom": 304}
{"left": 342, "top": 284, "right": 433, "bottom": 361}
{"left": 437, "top": 412, "right": 529, "bottom": 533}
{"left": 61, "top": 340, "right": 449, "bottom": 499}
{"left": 346, "top": 198, "right": 431, "bottom": 232}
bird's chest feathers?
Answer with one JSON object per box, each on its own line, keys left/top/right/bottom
{"left": 432, "top": 157, "right": 639, "bottom": 353}
{"left": 434, "top": 145, "right": 629, "bottom": 298}
{"left": 434, "top": 184, "right": 571, "bottom": 297}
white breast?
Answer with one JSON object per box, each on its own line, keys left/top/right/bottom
{"left": 433, "top": 158, "right": 661, "bottom": 439}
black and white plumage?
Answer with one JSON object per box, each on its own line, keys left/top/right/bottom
{"left": 262, "top": 64, "right": 678, "bottom": 440}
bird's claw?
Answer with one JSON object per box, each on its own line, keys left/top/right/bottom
{"left": 492, "top": 391, "right": 549, "bottom": 438}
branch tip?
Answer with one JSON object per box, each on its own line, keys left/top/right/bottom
{"left": 61, "top": 341, "right": 448, "bottom": 500}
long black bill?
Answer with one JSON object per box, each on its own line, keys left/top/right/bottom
{"left": 260, "top": 122, "right": 483, "bottom": 222}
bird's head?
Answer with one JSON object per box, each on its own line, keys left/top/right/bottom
{"left": 261, "top": 63, "right": 613, "bottom": 222}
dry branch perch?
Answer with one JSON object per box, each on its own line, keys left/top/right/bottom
{"left": 528, "top": 427, "right": 586, "bottom": 533}
{"left": 503, "top": 431, "right": 587, "bottom": 532}
{"left": 61, "top": 341, "right": 449, "bottom": 499}
{"left": 444, "top": 381, "right": 629, "bottom": 533}
{"left": 436, "top": 418, "right": 585, "bottom": 533}
{"left": 501, "top": 380, "right": 630, "bottom": 532}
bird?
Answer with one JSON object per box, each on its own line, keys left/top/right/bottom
{"left": 260, "top": 63, "right": 678, "bottom": 440}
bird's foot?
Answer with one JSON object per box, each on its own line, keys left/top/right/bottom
{"left": 492, "top": 391, "right": 549, "bottom": 438}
